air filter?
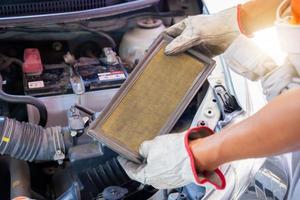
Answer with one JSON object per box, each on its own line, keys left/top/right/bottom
{"left": 88, "top": 34, "right": 215, "bottom": 163}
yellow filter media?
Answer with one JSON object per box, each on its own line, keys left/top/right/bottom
{"left": 97, "top": 42, "right": 204, "bottom": 153}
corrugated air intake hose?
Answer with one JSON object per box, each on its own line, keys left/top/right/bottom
{"left": 0, "top": 116, "right": 65, "bottom": 161}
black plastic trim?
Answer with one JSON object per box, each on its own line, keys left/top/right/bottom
{"left": 0, "top": 0, "right": 159, "bottom": 27}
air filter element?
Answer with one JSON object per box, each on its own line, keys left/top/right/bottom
{"left": 88, "top": 34, "right": 215, "bottom": 163}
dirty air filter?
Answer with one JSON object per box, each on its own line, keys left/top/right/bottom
{"left": 88, "top": 34, "right": 215, "bottom": 163}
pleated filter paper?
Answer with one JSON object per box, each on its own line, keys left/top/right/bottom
{"left": 88, "top": 35, "right": 215, "bottom": 163}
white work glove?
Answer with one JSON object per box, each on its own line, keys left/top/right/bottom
{"left": 224, "top": 35, "right": 278, "bottom": 81}
{"left": 262, "top": 60, "right": 299, "bottom": 100}
{"left": 165, "top": 7, "right": 241, "bottom": 57}
{"left": 224, "top": 35, "right": 300, "bottom": 100}
{"left": 118, "top": 126, "right": 226, "bottom": 190}
{"left": 286, "top": 77, "right": 300, "bottom": 90}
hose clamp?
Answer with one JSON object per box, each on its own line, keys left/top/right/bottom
{"left": 51, "top": 127, "right": 65, "bottom": 164}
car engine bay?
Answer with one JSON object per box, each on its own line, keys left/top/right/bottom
{"left": 0, "top": 1, "right": 213, "bottom": 199}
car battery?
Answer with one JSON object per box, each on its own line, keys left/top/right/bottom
{"left": 23, "top": 63, "right": 71, "bottom": 97}
{"left": 24, "top": 48, "right": 128, "bottom": 127}
{"left": 23, "top": 55, "right": 127, "bottom": 97}
{"left": 76, "top": 57, "right": 127, "bottom": 91}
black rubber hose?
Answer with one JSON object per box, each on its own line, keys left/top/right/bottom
{"left": 0, "top": 116, "right": 96, "bottom": 163}
{"left": 0, "top": 74, "right": 48, "bottom": 126}
{"left": 79, "top": 23, "right": 116, "bottom": 49}
{"left": 0, "top": 116, "right": 65, "bottom": 161}
{"left": 9, "top": 158, "right": 32, "bottom": 199}
{"left": 77, "top": 158, "right": 130, "bottom": 197}
{"left": 0, "top": 156, "right": 31, "bottom": 199}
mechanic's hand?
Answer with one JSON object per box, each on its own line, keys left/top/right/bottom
{"left": 117, "top": 127, "right": 226, "bottom": 190}
{"left": 224, "top": 35, "right": 300, "bottom": 100}
{"left": 224, "top": 35, "right": 278, "bottom": 81}
{"left": 164, "top": 7, "right": 240, "bottom": 57}
{"left": 262, "top": 60, "right": 299, "bottom": 100}
{"left": 286, "top": 77, "right": 300, "bottom": 90}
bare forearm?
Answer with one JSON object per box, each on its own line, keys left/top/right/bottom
{"left": 239, "top": 0, "right": 283, "bottom": 34}
{"left": 190, "top": 88, "right": 300, "bottom": 171}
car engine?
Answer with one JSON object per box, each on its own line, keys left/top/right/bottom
{"left": 0, "top": 0, "right": 210, "bottom": 200}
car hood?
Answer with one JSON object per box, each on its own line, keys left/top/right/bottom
{"left": 0, "top": 0, "right": 159, "bottom": 27}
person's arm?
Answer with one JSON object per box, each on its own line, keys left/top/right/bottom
{"left": 190, "top": 87, "right": 300, "bottom": 171}
{"left": 239, "top": 0, "right": 283, "bottom": 35}
{"left": 165, "top": 0, "right": 283, "bottom": 56}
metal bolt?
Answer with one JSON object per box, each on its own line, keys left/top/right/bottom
{"left": 197, "top": 120, "right": 207, "bottom": 127}
{"left": 82, "top": 116, "right": 89, "bottom": 124}
{"left": 52, "top": 41, "right": 63, "bottom": 51}
{"left": 70, "top": 130, "right": 77, "bottom": 137}
{"left": 53, "top": 150, "right": 65, "bottom": 165}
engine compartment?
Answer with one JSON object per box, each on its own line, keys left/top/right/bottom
{"left": 0, "top": 1, "right": 208, "bottom": 199}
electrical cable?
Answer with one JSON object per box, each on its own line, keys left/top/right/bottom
{"left": 0, "top": 74, "right": 48, "bottom": 126}
{"left": 79, "top": 23, "right": 116, "bottom": 49}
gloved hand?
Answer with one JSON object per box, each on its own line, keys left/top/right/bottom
{"left": 286, "top": 77, "right": 300, "bottom": 90}
{"left": 262, "top": 60, "right": 298, "bottom": 100}
{"left": 224, "top": 35, "right": 278, "bottom": 81}
{"left": 224, "top": 35, "right": 300, "bottom": 100}
{"left": 164, "top": 7, "right": 241, "bottom": 57}
{"left": 117, "top": 126, "right": 226, "bottom": 190}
